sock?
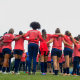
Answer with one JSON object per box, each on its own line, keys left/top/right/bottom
{"left": 63, "top": 68, "right": 65, "bottom": 74}
{"left": 77, "top": 62, "right": 79, "bottom": 75}
{"left": 54, "top": 70, "right": 57, "bottom": 75}
{"left": 66, "top": 67, "right": 69, "bottom": 74}
{"left": 14, "top": 58, "right": 18, "bottom": 73}
{"left": 49, "top": 71, "right": 51, "bottom": 73}
{"left": 7, "top": 67, "right": 10, "bottom": 72}
{"left": 44, "top": 62, "right": 47, "bottom": 73}
{"left": 53, "top": 67, "right": 54, "bottom": 73}
{"left": 57, "top": 70, "right": 59, "bottom": 75}
{"left": 64, "top": 68, "right": 66, "bottom": 74}
{"left": 2, "top": 67, "right": 6, "bottom": 72}
{"left": 18, "top": 59, "right": 21, "bottom": 70}
{"left": 41, "top": 62, "right": 44, "bottom": 73}
{"left": 60, "top": 67, "right": 62, "bottom": 73}
{"left": 0, "top": 65, "right": 2, "bottom": 71}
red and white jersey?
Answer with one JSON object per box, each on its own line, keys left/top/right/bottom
{"left": 2, "top": 33, "right": 14, "bottom": 50}
{"left": 14, "top": 35, "right": 26, "bottom": 50}
{"left": 64, "top": 35, "right": 73, "bottom": 50}
{"left": 40, "top": 34, "right": 52, "bottom": 51}
{"left": 23, "top": 30, "right": 44, "bottom": 45}
{"left": 52, "top": 36, "right": 64, "bottom": 50}
{"left": 47, "top": 53, "right": 51, "bottom": 61}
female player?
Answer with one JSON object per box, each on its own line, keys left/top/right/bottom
{"left": 63, "top": 31, "right": 74, "bottom": 76}
{"left": 19, "top": 50, "right": 27, "bottom": 73}
{"left": 71, "top": 36, "right": 80, "bottom": 75}
{"left": 0, "top": 28, "right": 25, "bottom": 74}
{"left": 39, "top": 29, "right": 59, "bottom": 75}
{"left": 13, "top": 31, "right": 27, "bottom": 74}
{"left": 47, "top": 28, "right": 73, "bottom": 75}
{"left": 23, "top": 22, "right": 44, "bottom": 75}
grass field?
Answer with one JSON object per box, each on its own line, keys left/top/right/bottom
{"left": 0, "top": 72, "right": 80, "bottom": 80}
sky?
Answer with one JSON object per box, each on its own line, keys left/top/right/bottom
{"left": 0, "top": 0, "right": 80, "bottom": 53}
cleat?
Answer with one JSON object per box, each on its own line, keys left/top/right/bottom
{"left": 2, "top": 72, "right": 8, "bottom": 74}
{"left": 32, "top": 72, "right": 36, "bottom": 75}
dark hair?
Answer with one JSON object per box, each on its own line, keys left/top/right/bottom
{"left": 74, "top": 37, "right": 79, "bottom": 41}
{"left": 55, "top": 28, "right": 60, "bottom": 33}
{"left": 19, "top": 31, "right": 23, "bottom": 35}
{"left": 42, "top": 29, "right": 46, "bottom": 33}
{"left": 65, "top": 31, "right": 71, "bottom": 36}
{"left": 42, "top": 29, "right": 46, "bottom": 40}
{"left": 3, "top": 32, "right": 7, "bottom": 35}
{"left": 30, "top": 22, "right": 41, "bottom": 30}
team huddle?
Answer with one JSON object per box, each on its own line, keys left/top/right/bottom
{"left": 0, "top": 21, "right": 80, "bottom": 76}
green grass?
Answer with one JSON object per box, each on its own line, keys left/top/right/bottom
{"left": 0, "top": 72, "right": 80, "bottom": 80}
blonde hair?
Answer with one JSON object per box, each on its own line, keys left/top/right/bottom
{"left": 8, "top": 28, "right": 14, "bottom": 34}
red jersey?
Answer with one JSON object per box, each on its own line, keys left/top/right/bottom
{"left": 21, "top": 53, "right": 26, "bottom": 62}
{"left": 40, "top": 42, "right": 48, "bottom": 55}
{"left": 74, "top": 43, "right": 80, "bottom": 57}
{"left": 52, "top": 36, "right": 64, "bottom": 50}
{"left": 2, "top": 33, "right": 14, "bottom": 50}
{"left": 40, "top": 34, "right": 52, "bottom": 51}
{"left": 47, "top": 53, "right": 51, "bottom": 61}
{"left": 42, "top": 34, "right": 52, "bottom": 42}
{"left": 61, "top": 54, "right": 65, "bottom": 62}
{"left": 40, "top": 34, "right": 58, "bottom": 43}
{"left": 23, "top": 30, "right": 44, "bottom": 45}
{"left": 40, "top": 34, "right": 59, "bottom": 51}
{"left": 36, "top": 54, "right": 40, "bottom": 62}
{"left": 72, "top": 53, "right": 74, "bottom": 62}
{"left": 14, "top": 35, "right": 26, "bottom": 50}
{"left": 0, "top": 41, "right": 2, "bottom": 53}
{"left": 64, "top": 35, "right": 73, "bottom": 50}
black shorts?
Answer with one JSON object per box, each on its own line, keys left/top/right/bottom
{"left": 73, "top": 57, "right": 80, "bottom": 62}
{"left": 64, "top": 48, "right": 73, "bottom": 58}
{"left": 14, "top": 50, "right": 23, "bottom": 55}
{"left": 51, "top": 48, "right": 62, "bottom": 57}
{"left": 2, "top": 48, "right": 11, "bottom": 55}
{"left": 47, "top": 61, "right": 51, "bottom": 63}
